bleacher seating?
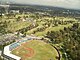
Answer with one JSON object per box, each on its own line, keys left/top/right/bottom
{"left": 9, "top": 39, "right": 31, "bottom": 51}
{"left": 9, "top": 42, "right": 20, "bottom": 51}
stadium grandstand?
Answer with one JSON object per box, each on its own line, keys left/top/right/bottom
{"left": 3, "top": 35, "right": 41, "bottom": 60}
{"left": 3, "top": 38, "right": 32, "bottom": 60}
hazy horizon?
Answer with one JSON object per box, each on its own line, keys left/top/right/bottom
{"left": 0, "top": 0, "right": 80, "bottom": 9}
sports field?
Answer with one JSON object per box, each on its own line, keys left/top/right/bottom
{"left": 11, "top": 40, "right": 59, "bottom": 60}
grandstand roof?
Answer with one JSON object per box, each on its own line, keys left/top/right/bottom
{"left": 3, "top": 45, "right": 21, "bottom": 60}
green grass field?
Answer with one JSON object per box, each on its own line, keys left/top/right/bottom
{"left": 11, "top": 40, "right": 59, "bottom": 60}
{"left": 26, "top": 23, "right": 73, "bottom": 36}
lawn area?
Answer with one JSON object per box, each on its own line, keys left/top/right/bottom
{"left": 34, "top": 23, "right": 73, "bottom": 36}
{"left": 11, "top": 40, "right": 59, "bottom": 60}
{"left": 26, "top": 25, "right": 43, "bottom": 35}
{"left": 7, "top": 21, "right": 31, "bottom": 32}
{"left": 26, "top": 23, "right": 73, "bottom": 36}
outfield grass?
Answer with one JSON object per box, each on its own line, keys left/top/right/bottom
{"left": 12, "top": 40, "right": 59, "bottom": 60}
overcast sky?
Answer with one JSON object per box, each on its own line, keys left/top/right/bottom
{"left": 2, "top": 0, "right": 80, "bottom": 9}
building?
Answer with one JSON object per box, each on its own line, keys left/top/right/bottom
{"left": 10, "top": 10, "right": 19, "bottom": 14}
{"left": 0, "top": 50, "right": 2, "bottom": 56}
{"left": 3, "top": 45, "right": 21, "bottom": 60}
{"left": 0, "top": 4, "right": 10, "bottom": 14}
{"left": 2, "top": 35, "right": 42, "bottom": 60}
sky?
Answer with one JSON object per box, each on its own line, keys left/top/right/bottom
{"left": 1, "top": 0, "right": 80, "bottom": 9}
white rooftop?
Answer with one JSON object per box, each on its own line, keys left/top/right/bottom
{"left": 3, "top": 45, "right": 21, "bottom": 60}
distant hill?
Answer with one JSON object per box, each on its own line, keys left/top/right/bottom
{"left": 0, "top": 3, "right": 80, "bottom": 17}
{"left": 9, "top": 3, "right": 80, "bottom": 11}
{"left": 9, "top": 3, "right": 80, "bottom": 13}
